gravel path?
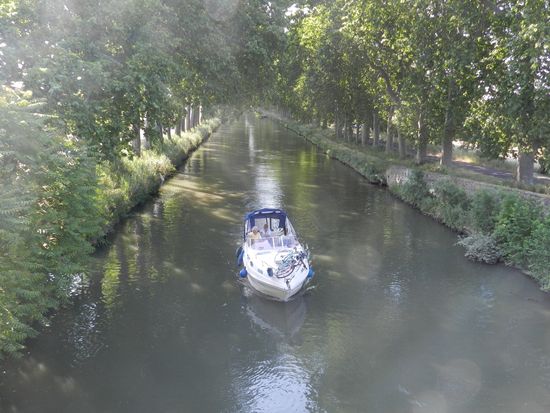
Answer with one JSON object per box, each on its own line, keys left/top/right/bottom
{"left": 427, "top": 156, "right": 550, "bottom": 186}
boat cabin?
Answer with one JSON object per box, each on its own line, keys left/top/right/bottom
{"left": 244, "top": 208, "right": 298, "bottom": 250}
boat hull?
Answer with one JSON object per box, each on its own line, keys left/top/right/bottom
{"left": 242, "top": 246, "right": 310, "bottom": 301}
{"left": 246, "top": 268, "right": 308, "bottom": 301}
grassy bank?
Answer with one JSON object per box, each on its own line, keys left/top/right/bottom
{"left": 97, "top": 119, "right": 221, "bottom": 238}
{"left": 279, "top": 119, "right": 389, "bottom": 184}
{"left": 0, "top": 111, "right": 220, "bottom": 358}
{"left": 274, "top": 116, "right": 550, "bottom": 291}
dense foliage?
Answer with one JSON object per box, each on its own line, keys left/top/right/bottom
{"left": 275, "top": 0, "right": 550, "bottom": 290}
{"left": 0, "top": 0, "right": 288, "bottom": 356}
{"left": 397, "top": 170, "right": 433, "bottom": 210}
{"left": 457, "top": 234, "right": 501, "bottom": 265}
{"left": 274, "top": 0, "right": 550, "bottom": 184}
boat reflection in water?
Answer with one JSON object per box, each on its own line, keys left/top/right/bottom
{"left": 241, "top": 285, "right": 307, "bottom": 340}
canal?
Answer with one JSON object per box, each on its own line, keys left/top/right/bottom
{"left": 1, "top": 115, "right": 550, "bottom": 413}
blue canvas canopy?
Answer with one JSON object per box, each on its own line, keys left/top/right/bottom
{"left": 244, "top": 208, "right": 287, "bottom": 236}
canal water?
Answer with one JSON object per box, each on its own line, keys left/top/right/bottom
{"left": 1, "top": 116, "right": 550, "bottom": 413}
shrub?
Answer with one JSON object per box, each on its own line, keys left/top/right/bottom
{"left": 399, "top": 170, "right": 433, "bottom": 209}
{"left": 457, "top": 234, "right": 501, "bottom": 264}
{"left": 433, "top": 179, "right": 471, "bottom": 231}
{"left": 470, "top": 190, "right": 500, "bottom": 234}
{"left": 358, "top": 161, "right": 385, "bottom": 184}
{"left": 525, "top": 216, "right": 550, "bottom": 291}
{"left": 493, "top": 195, "right": 543, "bottom": 267}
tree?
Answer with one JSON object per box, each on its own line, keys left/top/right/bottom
{"left": 475, "top": 0, "right": 550, "bottom": 183}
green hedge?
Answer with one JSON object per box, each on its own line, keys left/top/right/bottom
{"left": 97, "top": 119, "right": 220, "bottom": 231}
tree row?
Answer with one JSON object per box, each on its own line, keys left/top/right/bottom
{"left": 273, "top": 0, "right": 550, "bottom": 183}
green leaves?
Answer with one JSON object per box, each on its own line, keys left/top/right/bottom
{"left": 526, "top": 215, "right": 550, "bottom": 290}
{"left": 475, "top": 0, "right": 550, "bottom": 177}
{"left": 0, "top": 87, "right": 64, "bottom": 357}
{"left": 275, "top": 0, "right": 550, "bottom": 182}
{"left": 0, "top": 0, "right": 289, "bottom": 356}
{"left": 493, "top": 195, "right": 543, "bottom": 267}
{"left": 4, "top": 0, "right": 285, "bottom": 161}
{"left": 470, "top": 191, "right": 500, "bottom": 234}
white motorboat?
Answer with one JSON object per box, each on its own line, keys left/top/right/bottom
{"left": 236, "top": 208, "right": 314, "bottom": 301}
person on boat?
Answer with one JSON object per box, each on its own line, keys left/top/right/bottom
{"left": 248, "top": 226, "right": 261, "bottom": 240}
{"left": 261, "top": 223, "right": 272, "bottom": 238}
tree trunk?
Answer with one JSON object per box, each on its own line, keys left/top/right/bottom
{"left": 185, "top": 105, "right": 191, "bottom": 131}
{"left": 157, "top": 122, "right": 163, "bottom": 145}
{"left": 441, "top": 114, "right": 454, "bottom": 166}
{"left": 441, "top": 138, "right": 453, "bottom": 166}
{"left": 373, "top": 112, "right": 380, "bottom": 147}
{"left": 347, "top": 121, "right": 353, "bottom": 142}
{"left": 132, "top": 122, "right": 141, "bottom": 156}
{"left": 194, "top": 105, "right": 199, "bottom": 127}
{"left": 441, "top": 77, "right": 455, "bottom": 166}
{"left": 199, "top": 104, "right": 203, "bottom": 125}
{"left": 397, "top": 128, "right": 406, "bottom": 159}
{"left": 335, "top": 109, "right": 342, "bottom": 139}
{"left": 175, "top": 118, "right": 181, "bottom": 136}
{"left": 386, "top": 106, "right": 394, "bottom": 153}
{"left": 342, "top": 118, "right": 347, "bottom": 140}
{"left": 416, "top": 110, "right": 427, "bottom": 164}
{"left": 517, "top": 149, "right": 535, "bottom": 184}
{"left": 184, "top": 106, "right": 187, "bottom": 132}
{"left": 322, "top": 117, "right": 327, "bottom": 129}
{"left": 175, "top": 106, "right": 184, "bottom": 136}
{"left": 361, "top": 111, "right": 371, "bottom": 146}
{"left": 361, "top": 123, "right": 368, "bottom": 145}
{"left": 167, "top": 125, "right": 172, "bottom": 141}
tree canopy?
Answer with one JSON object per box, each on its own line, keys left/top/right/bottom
{"left": 2, "top": 0, "right": 291, "bottom": 159}
{"left": 4, "top": 0, "right": 549, "bottom": 178}
{"left": 275, "top": 0, "right": 550, "bottom": 183}
{"left": 0, "top": 0, "right": 292, "bottom": 355}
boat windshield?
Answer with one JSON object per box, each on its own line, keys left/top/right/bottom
{"left": 244, "top": 215, "right": 296, "bottom": 239}
{"left": 246, "top": 235, "right": 298, "bottom": 250}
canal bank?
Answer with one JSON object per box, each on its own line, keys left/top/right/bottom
{"left": 263, "top": 111, "right": 550, "bottom": 291}
{"left": 97, "top": 118, "right": 222, "bottom": 241}
{"left": 0, "top": 118, "right": 220, "bottom": 359}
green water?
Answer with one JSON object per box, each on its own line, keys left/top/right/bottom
{"left": 1, "top": 116, "right": 549, "bottom": 413}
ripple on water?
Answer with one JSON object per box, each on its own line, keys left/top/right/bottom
{"left": 235, "top": 355, "right": 318, "bottom": 413}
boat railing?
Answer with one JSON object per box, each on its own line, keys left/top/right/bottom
{"left": 246, "top": 235, "right": 298, "bottom": 250}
